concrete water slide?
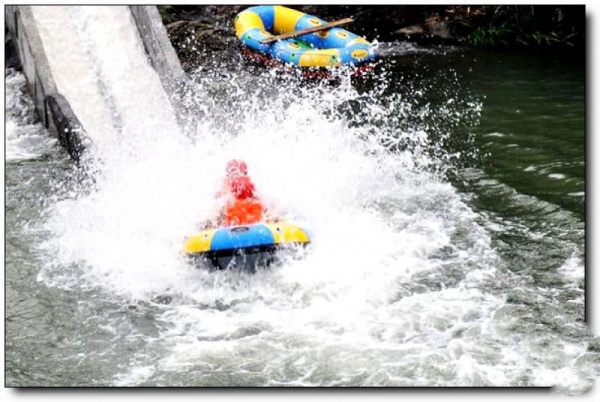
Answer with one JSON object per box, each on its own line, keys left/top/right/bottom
{"left": 5, "top": 5, "right": 186, "bottom": 162}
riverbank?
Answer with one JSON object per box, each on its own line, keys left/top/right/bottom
{"left": 158, "top": 5, "right": 585, "bottom": 72}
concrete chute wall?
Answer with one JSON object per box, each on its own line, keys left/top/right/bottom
{"left": 5, "top": 5, "right": 186, "bottom": 162}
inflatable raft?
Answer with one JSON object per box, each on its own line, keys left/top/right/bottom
{"left": 183, "top": 222, "right": 310, "bottom": 271}
{"left": 234, "top": 6, "right": 376, "bottom": 70}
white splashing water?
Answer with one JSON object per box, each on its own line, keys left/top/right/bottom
{"left": 5, "top": 68, "right": 57, "bottom": 161}
{"left": 30, "top": 5, "right": 181, "bottom": 157}
{"left": 20, "top": 6, "right": 595, "bottom": 391}
{"left": 558, "top": 252, "right": 584, "bottom": 281}
{"left": 37, "top": 68, "right": 510, "bottom": 387}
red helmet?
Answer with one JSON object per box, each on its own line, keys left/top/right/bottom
{"left": 226, "top": 159, "right": 248, "bottom": 177}
{"left": 230, "top": 175, "right": 255, "bottom": 199}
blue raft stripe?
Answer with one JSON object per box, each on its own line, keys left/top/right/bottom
{"left": 210, "top": 224, "right": 276, "bottom": 251}
{"left": 292, "top": 14, "right": 325, "bottom": 47}
{"left": 339, "top": 44, "right": 374, "bottom": 65}
{"left": 249, "top": 5, "right": 275, "bottom": 32}
{"left": 272, "top": 40, "right": 307, "bottom": 65}
{"left": 293, "top": 14, "right": 359, "bottom": 51}
{"left": 240, "top": 28, "right": 272, "bottom": 53}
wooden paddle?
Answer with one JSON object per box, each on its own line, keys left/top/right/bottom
{"left": 259, "top": 17, "right": 354, "bottom": 44}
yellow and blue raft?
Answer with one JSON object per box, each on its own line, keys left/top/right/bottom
{"left": 234, "top": 6, "right": 377, "bottom": 68}
{"left": 183, "top": 222, "right": 311, "bottom": 271}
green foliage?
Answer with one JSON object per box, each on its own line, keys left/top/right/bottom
{"left": 466, "top": 5, "right": 583, "bottom": 48}
{"left": 157, "top": 5, "right": 177, "bottom": 25}
{"left": 470, "top": 25, "right": 511, "bottom": 47}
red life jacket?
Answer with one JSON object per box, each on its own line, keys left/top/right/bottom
{"left": 223, "top": 198, "right": 263, "bottom": 226}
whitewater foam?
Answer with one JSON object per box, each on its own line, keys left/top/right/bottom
{"left": 5, "top": 69, "right": 57, "bottom": 161}
{"left": 23, "top": 18, "right": 593, "bottom": 390}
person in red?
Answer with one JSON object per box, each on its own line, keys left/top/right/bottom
{"left": 221, "top": 175, "right": 264, "bottom": 226}
{"left": 211, "top": 159, "right": 267, "bottom": 227}
{"left": 215, "top": 159, "right": 249, "bottom": 199}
